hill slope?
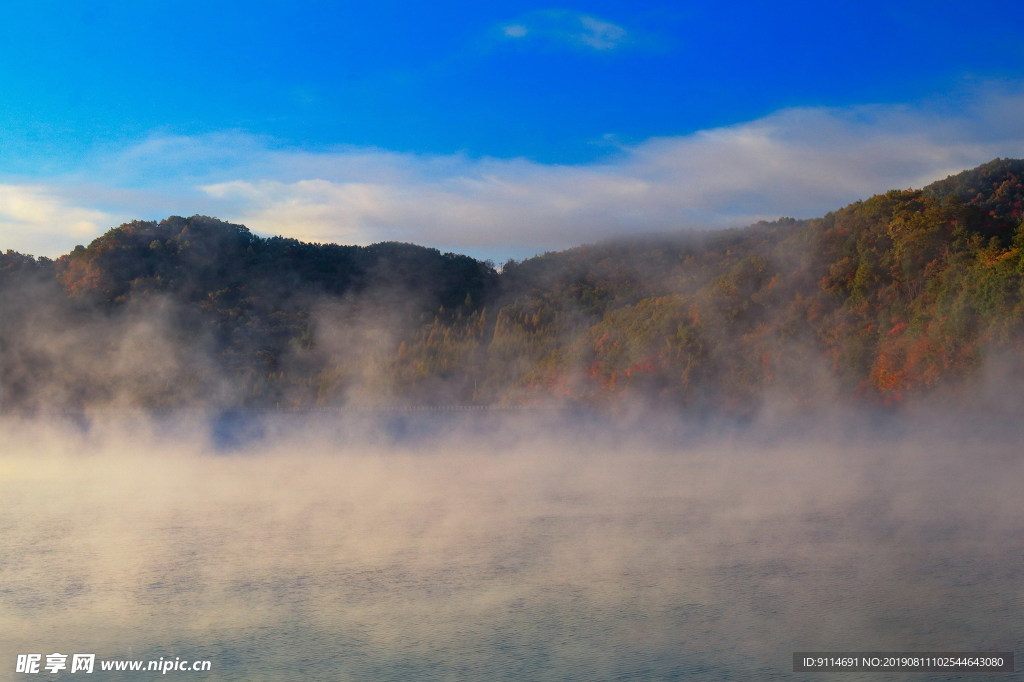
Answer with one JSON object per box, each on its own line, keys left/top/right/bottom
{"left": 2, "top": 159, "right": 1024, "bottom": 411}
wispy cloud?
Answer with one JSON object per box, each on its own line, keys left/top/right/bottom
{"left": 499, "top": 10, "right": 630, "bottom": 51}
{"left": 577, "top": 15, "right": 629, "bottom": 50}
{"left": 195, "top": 87, "right": 1024, "bottom": 256}
{"left": 2, "top": 84, "right": 1023, "bottom": 260}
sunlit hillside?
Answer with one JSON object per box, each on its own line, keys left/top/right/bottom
{"left": 2, "top": 159, "right": 1023, "bottom": 413}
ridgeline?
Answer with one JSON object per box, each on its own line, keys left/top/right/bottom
{"left": 3, "top": 158, "right": 1024, "bottom": 413}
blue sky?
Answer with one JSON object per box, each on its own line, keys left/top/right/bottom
{"left": 1, "top": 0, "right": 1023, "bottom": 260}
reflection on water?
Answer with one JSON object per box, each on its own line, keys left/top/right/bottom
{"left": 0, "top": 412, "right": 1021, "bottom": 681}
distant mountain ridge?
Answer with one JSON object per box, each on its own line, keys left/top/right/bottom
{"left": 2, "top": 158, "right": 1023, "bottom": 412}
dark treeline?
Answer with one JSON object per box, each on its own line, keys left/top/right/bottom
{"left": 3, "top": 158, "right": 1024, "bottom": 413}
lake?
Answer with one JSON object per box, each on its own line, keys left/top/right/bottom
{"left": 1, "top": 410, "right": 1020, "bottom": 680}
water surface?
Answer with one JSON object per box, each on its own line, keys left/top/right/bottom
{"left": 1, "top": 412, "right": 1021, "bottom": 680}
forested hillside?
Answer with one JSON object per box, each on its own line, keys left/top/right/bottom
{"left": 3, "top": 158, "right": 1023, "bottom": 412}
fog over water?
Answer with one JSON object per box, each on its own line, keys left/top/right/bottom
{"left": 1, "top": 409, "right": 1021, "bottom": 681}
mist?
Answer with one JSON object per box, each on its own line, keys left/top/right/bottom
{"left": 1, "top": 409, "right": 1020, "bottom": 681}
{"left": 3, "top": 164, "right": 1024, "bottom": 679}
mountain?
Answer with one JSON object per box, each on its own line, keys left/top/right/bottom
{"left": 2, "top": 159, "right": 1024, "bottom": 412}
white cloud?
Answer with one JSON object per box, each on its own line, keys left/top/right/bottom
{"left": 577, "top": 15, "right": 628, "bottom": 50}
{"left": 3, "top": 84, "right": 1024, "bottom": 261}
{"left": 499, "top": 10, "right": 630, "bottom": 51}
{"left": 0, "top": 185, "right": 115, "bottom": 257}
{"left": 502, "top": 24, "right": 528, "bottom": 38}
{"left": 193, "top": 90, "right": 1024, "bottom": 256}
